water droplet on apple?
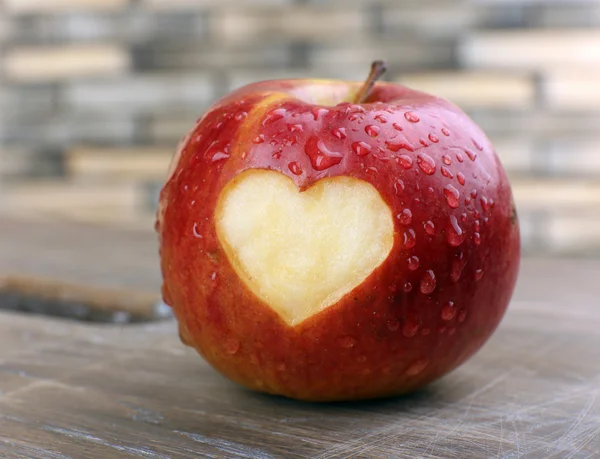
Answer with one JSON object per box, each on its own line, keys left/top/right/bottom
{"left": 421, "top": 328, "right": 431, "bottom": 336}
{"left": 348, "top": 104, "right": 366, "bottom": 114}
{"left": 451, "top": 252, "right": 467, "bottom": 282}
{"left": 460, "top": 213, "right": 467, "bottom": 223}
{"left": 441, "top": 127, "right": 451, "bottom": 136}
{"left": 253, "top": 134, "right": 265, "bottom": 144}
{"left": 305, "top": 137, "right": 343, "bottom": 171}
{"left": 394, "top": 179, "right": 405, "bottom": 195}
{"left": 403, "top": 229, "right": 416, "bottom": 249}
{"left": 458, "top": 308, "right": 467, "bottom": 322}
{"left": 192, "top": 222, "right": 203, "bottom": 238}
{"left": 438, "top": 326, "right": 447, "bottom": 334}
{"left": 403, "top": 282, "right": 413, "bottom": 292}
{"left": 402, "top": 319, "right": 419, "bottom": 337}
{"left": 448, "top": 215, "right": 465, "bottom": 246}
{"left": 457, "top": 172, "right": 466, "bottom": 186}
{"left": 419, "top": 138, "right": 428, "bottom": 147}
{"left": 404, "top": 111, "right": 420, "bottom": 123}
{"left": 351, "top": 141, "right": 372, "bottom": 157}
{"left": 224, "top": 338, "right": 240, "bottom": 355}
{"left": 374, "top": 114, "right": 388, "bottom": 123}
{"left": 441, "top": 301, "right": 456, "bottom": 321}
{"left": 475, "top": 268, "right": 484, "bottom": 281}
{"left": 420, "top": 270, "right": 436, "bottom": 294}
{"left": 211, "top": 151, "right": 230, "bottom": 162}
{"left": 428, "top": 134, "right": 439, "bottom": 143}
{"left": 288, "top": 161, "right": 303, "bottom": 175}
{"left": 392, "top": 122, "right": 403, "bottom": 131}
{"left": 473, "top": 232, "right": 481, "bottom": 245}
{"left": 386, "top": 319, "right": 400, "bottom": 332}
{"left": 473, "top": 138, "right": 484, "bottom": 151}
{"left": 444, "top": 184, "right": 460, "bottom": 208}
{"left": 388, "top": 141, "right": 414, "bottom": 153}
{"left": 288, "top": 123, "right": 303, "bottom": 133}
{"left": 465, "top": 148, "right": 477, "bottom": 161}
{"left": 408, "top": 256, "right": 419, "bottom": 271}
{"left": 406, "top": 359, "right": 429, "bottom": 376}
{"left": 489, "top": 198, "right": 495, "bottom": 208}
{"left": 263, "top": 108, "right": 286, "bottom": 125}
{"left": 425, "top": 220, "right": 436, "bottom": 235}
{"left": 365, "top": 124, "right": 380, "bottom": 137}
{"left": 272, "top": 150, "right": 281, "bottom": 159}
{"left": 365, "top": 166, "right": 378, "bottom": 176}
{"left": 398, "top": 208, "right": 413, "bottom": 225}
{"left": 417, "top": 153, "right": 436, "bottom": 175}
{"left": 480, "top": 196, "right": 489, "bottom": 212}
{"left": 397, "top": 155, "right": 413, "bottom": 169}
{"left": 337, "top": 335, "right": 358, "bottom": 348}
{"left": 448, "top": 327, "right": 456, "bottom": 336}
{"left": 471, "top": 189, "right": 478, "bottom": 198}
{"left": 441, "top": 166, "right": 454, "bottom": 179}
{"left": 235, "top": 112, "right": 248, "bottom": 121}
{"left": 312, "top": 107, "right": 329, "bottom": 121}
{"left": 456, "top": 153, "right": 464, "bottom": 163}
{"left": 442, "top": 154, "right": 452, "bottom": 165}
{"left": 473, "top": 220, "right": 481, "bottom": 232}
{"left": 331, "top": 127, "right": 347, "bottom": 139}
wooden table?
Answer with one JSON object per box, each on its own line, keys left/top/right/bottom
{"left": 1, "top": 217, "right": 599, "bottom": 458}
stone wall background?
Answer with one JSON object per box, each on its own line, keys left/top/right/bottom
{"left": 0, "top": 0, "right": 599, "bottom": 256}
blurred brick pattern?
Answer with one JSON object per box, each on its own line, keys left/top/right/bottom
{"left": 1, "top": 0, "right": 599, "bottom": 256}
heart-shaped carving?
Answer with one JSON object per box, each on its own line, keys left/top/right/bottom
{"left": 216, "top": 169, "right": 394, "bottom": 326}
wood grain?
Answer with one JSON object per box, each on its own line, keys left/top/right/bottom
{"left": 1, "top": 217, "right": 599, "bottom": 458}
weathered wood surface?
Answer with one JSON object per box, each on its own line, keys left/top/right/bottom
{"left": 1, "top": 217, "right": 599, "bottom": 458}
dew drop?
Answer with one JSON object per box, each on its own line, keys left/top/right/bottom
{"left": 406, "top": 359, "right": 429, "bottom": 376}
{"left": 234, "top": 112, "right": 248, "bottom": 121}
{"left": 402, "top": 319, "right": 419, "bottom": 337}
{"left": 263, "top": 108, "right": 285, "bottom": 125}
{"left": 471, "top": 189, "right": 478, "bottom": 198}
{"left": 403, "top": 229, "right": 416, "bottom": 249}
{"left": 457, "top": 172, "right": 466, "bottom": 186}
{"left": 312, "top": 107, "right": 329, "bottom": 121}
{"left": 442, "top": 154, "right": 452, "bottom": 165}
{"left": 473, "top": 138, "right": 484, "bottom": 151}
{"left": 419, "top": 138, "right": 428, "bottom": 147}
{"left": 192, "top": 222, "right": 203, "bottom": 238}
{"left": 441, "top": 127, "right": 451, "bottom": 136}
{"left": 458, "top": 309, "right": 467, "bottom": 322}
{"left": 253, "top": 134, "right": 265, "bottom": 144}
{"left": 224, "top": 338, "right": 240, "bottom": 355}
{"left": 456, "top": 153, "right": 464, "bottom": 163}
{"left": 408, "top": 256, "right": 420, "bottom": 271}
{"left": 448, "top": 215, "right": 465, "bottom": 246}
{"left": 331, "top": 127, "right": 347, "bottom": 139}
{"left": 387, "top": 141, "right": 414, "bottom": 153}
{"left": 365, "top": 124, "right": 380, "bottom": 137}
{"left": 441, "top": 166, "right": 454, "bottom": 179}
{"left": 305, "top": 137, "right": 343, "bottom": 171}
{"left": 404, "top": 111, "right": 420, "bottom": 123}
{"left": 428, "top": 133, "right": 439, "bottom": 143}
{"left": 417, "top": 153, "right": 436, "bottom": 175}
{"left": 473, "top": 220, "right": 480, "bottom": 232}
{"left": 403, "top": 282, "right": 413, "bottom": 292}
{"left": 398, "top": 208, "right": 413, "bottom": 225}
{"left": 473, "top": 232, "right": 481, "bottom": 246}
{"left": 475, "top": 269, "right": 484, "bottom": 281}
{"left": 444, "top": 184, "right": 460, "bottom": 208}
{"left": 448, "top": 327, "right": 456, "bottom": 336}
{"left": 387, "top": 319, "right": 400, "bottom": 332}
{"left": 337, "top": 335, "right": 358, "bottom": 348}
{"left": 211, "top": 151, "right": 230, "bottom": 162}
{"left": 460, "top": 213, "right": 467, "bottom": 223}
{"left": 465, "top": 196, "right": 472, "bottom": 205}
{"left": 288, "top": 123, "right": 303, "bottom": 133}
{"left": 397, "top": 155, "right": 413, "bottom": 169}
{"left": 465, "top": 148, "right": 477, "bottom": 161}
{"left": 425, "top": 220, "right": 436, "bottom": 236}
{"left": 374, "top": 114, "right": 388, "bottom": 123}
{"left": 288, "top": 161, "right": 303, "bottom": 175}
{"left": 272, "top": 151, "right": 281, "bottom": 159}
{"left": 351, "top": 141, "right": 372, "bottom": 157}
{"left": 480, "top": 196, "right": 489, "bottom": 212}
{"left": 441, "top": 301, "right": 457, "bottom": 321}
{"left": 392, "top": 122, "right": 403, "bottom": 131}
{"left": 394, "top": 179, "right": 405, "bottom": 195}
{"left": 438, "top": 326, "right": 447, "bottom": 334}
{"left": 365, "top": 166, "right": 378, "bottom": 176}
{"left": 451, "top": 252, "right": 467, "bottom": 283}
{"left": 420, "top": 270, "right": 436, "bottom": 294}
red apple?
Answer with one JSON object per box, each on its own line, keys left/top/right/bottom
{"left": 156, "top": 61, "right": 520, "bottom": 402}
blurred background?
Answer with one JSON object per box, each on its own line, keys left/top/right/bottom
{"left": 0, "top": 0, "right": 599, "bottom": 257}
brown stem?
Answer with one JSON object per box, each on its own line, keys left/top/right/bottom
{"left": 353, "top": 60, "right": 387, "bottom": 104}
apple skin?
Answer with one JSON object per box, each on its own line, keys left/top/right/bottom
{"left": 156, "top": 79, "right": 520, "bottom": 402}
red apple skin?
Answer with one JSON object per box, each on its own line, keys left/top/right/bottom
{"left": 156, "top": 79, "right": 520, "bottom": 402}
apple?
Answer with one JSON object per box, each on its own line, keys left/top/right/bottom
{"left": 156, "top": 61, "right": 520, "bottom": 402}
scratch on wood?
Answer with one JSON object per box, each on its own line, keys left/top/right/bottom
{"left": 174, "top": 430, "right": 277, "bottom": 459}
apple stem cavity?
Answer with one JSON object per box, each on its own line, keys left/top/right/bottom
{"left": 353, "top": 60, "right": 388, "bottom": 104}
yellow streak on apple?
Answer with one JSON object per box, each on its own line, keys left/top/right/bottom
{"left": 216, "top": 169, "right": 394, "bottom": 326}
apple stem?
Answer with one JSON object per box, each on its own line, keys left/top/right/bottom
{"left": 353, "top": 60, "right": 388, "bottom": 104}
